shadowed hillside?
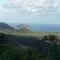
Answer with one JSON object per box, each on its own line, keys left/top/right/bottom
{"left": 0, "top": 23, "right": 15, "bottom": 30}
{"left": 0, "top": 32, "right": 60, "bottom": 60}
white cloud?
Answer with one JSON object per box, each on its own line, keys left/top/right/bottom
{"left": 9, "top": 0, "right": 23, "bottom": 4}
{"left": 0, "top": 0, "right": 60, "bottom": 15}
{"left": 0, "top": 0, "right": 60, "bottom": 23}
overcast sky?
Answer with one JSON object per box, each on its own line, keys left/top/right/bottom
{"left": 0, "top": 0, "right": 60, "bottom": 24}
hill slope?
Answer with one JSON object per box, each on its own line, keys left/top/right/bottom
{"left": 0, "top": 22, "right": 15, "bottom": 33}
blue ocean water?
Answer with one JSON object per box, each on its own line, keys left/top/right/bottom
{"left": 8, "top": 23, "right": 60, "bottom": 32}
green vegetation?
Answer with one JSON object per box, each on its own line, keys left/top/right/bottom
{"left": 0, "top": 33, "right": 60, "bottom": 60}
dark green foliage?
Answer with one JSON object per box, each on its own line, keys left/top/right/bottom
{"left": 37, "top": 34, "right": 60, "bottom": 60}
{"left": 0, "top": 44, "right": 41, "bottom": 60}
{"left": 0, "top": 33, "right": 60, "bottom": 60}
{"left": 41, "top": 34, "right": 59, "bottom": 43}
{"left": 0, "top": 33, "right": 7, "bottom": 44}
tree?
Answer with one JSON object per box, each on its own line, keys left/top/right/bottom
{"left": 37, "top": 34, "right": 59, "bottom": 60}
{"left": 42, "top": 35, "right": 59, "bottom": 60}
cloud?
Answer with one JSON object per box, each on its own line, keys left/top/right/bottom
{"left": 0, "top": 0, "right": 60, "bottom": 23}
{"left": 0, "top": 0, "right": 60, "bottom": 16}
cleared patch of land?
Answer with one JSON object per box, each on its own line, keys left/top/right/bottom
{"left": 1, "top": 31, "right": 60, "bottom": 39}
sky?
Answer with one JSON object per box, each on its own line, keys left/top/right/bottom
{"left": 0, "top": 0, "right": 60, "bottom": 24}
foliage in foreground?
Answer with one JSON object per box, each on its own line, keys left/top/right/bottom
{"left": 0, "top": 33, "right": 60, "bottom": 60}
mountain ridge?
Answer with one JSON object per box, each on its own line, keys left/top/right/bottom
{"left": 0, "top": 22, "right": 15, "bottom": 31}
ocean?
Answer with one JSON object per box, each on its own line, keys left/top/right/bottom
{"left": 8, "top": 23, "right": 60, "bottom": 32}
